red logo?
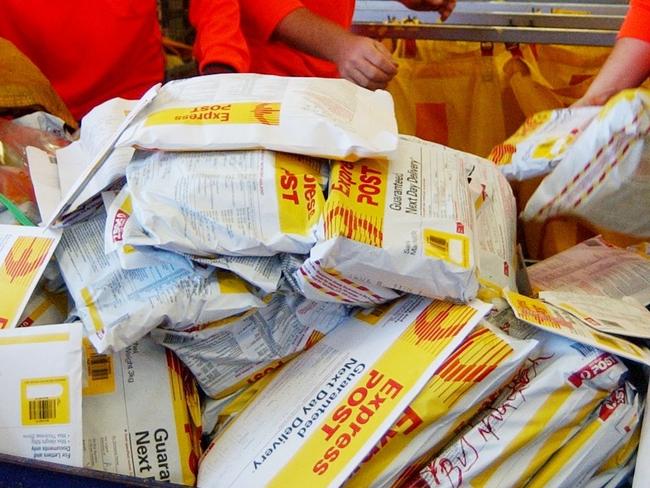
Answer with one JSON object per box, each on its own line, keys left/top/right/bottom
{"left": 599, "top": 386, "right": 626, "bottom": 421}
{"left": 112, "top": 209, "right": 129, "bottom": 242}
{"left": 568, "top": 354, "right": 618, "bottom": 388}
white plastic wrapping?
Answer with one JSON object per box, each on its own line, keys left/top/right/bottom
{"left": 197, "top": 295, "right": 491, "bottom": 488}
{"left": 56, "top": 210, "right": 265, "bottom": 353}
{"left": 0, "top": 323, "right": 83, "bottom": 466}
{"left": 297, "top": 136, "right": 478, "bottom": 306}
{"left": 488, "top": 106, "right": 598, "bottom": 181}
{"left": 527, "top": 381, "right": 642, "bottom": 488}
{"left": 151, "top": 293, "right": 352, "bottom": 399}
{"left": 416, "top": 324, "right": 627, "bottom": 488}
{"left": 523, "top": 89, "right": 650, "bottom": 237}
{"left": 82, "top": 336, "right": 202, "bottom": 484}
{"left": 124, "top": 149, "right": 328, "bottom": 257}
{"left": 345, "top": 322, "right": 537, "bottom": 488}
{"left": 117, "top": 74, "right": 398, "bottom": 160}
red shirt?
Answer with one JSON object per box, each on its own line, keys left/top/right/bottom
{"left": 619, "top": 0, "right": 650, "bottom": 42}
{"left": 0, "top": 0, "right": 164, "bottom": 120}
{"left": 191, "top": 0, "right": 355, "bottom": 78}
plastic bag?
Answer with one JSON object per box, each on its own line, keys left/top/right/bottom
{"left": 527, "top": 381, "right": 642, "bottom": 488}
{"left": 82, "top": 336, "right": 202, "bottom": 484}
{"left": 151, "top": 293, "right": 351, "bottom": 399}
{"left": 296, "top": 136, "right": 478, "bottom": 306}
{"left": 123, "top": 149, "right": 328, "bottom": 257}
{"left": 346, "top": 322, "right": 537, "bottom": 488}
{"left": 415, "top": 323, "right": 627, "bottom": 488}
{"left": 56, "top": 210, "right": 266, "bottom": 353}
{"left": 523, "top": 89, "right": 650, "bottom": 238}
{"left": 117, "top": 74, "right": 398, "bottom": 161}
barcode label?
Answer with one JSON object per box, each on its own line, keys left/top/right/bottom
{"left": 21, "top": 377, "right": 70, "bottom": 425}
{"left": 88, "top": 354, "right": 111, "bottom": 381}
{"left": 28, "top": 398, "right": 57, "bottom": 422}
{"left": 82, "top": 339, "right": 116, "bottom": 396}
{"left": 163, "top": 334, "right": 194, "bottom": 346}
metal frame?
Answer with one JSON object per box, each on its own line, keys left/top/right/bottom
{"left": 353, "top": 0, "right": 628, "bottom": 46}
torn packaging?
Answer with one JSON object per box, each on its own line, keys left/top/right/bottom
{"left": 151, "top": 293, "right": 352, "bottom": 399}
{"left": 56, "top": 210, "right": 265, "bottom": 353}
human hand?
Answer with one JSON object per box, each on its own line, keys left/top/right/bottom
{"left": 572, "top": 89, "right": 617, "bottom": 108}
{"left": 334, "top": 35, "right": 398, "bottom": 90}
{"left": 400, "top": 0, "right": 457, "bottom": 20}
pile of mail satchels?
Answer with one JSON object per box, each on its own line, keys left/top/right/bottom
{"left": 1, "top": 74, "right": 648, "bottom": 488}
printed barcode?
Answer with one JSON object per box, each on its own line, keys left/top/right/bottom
{"left": 427, "top": 235, "right": 448, "bottom": 253}
{"left": 29, "top": 398, "right": 57, "bottom": 421}
{"left": 164, "top": 335, "right": 193, "bottom": 345}
{"left": 88, "top": 354, "right": 111, "bottom": 381}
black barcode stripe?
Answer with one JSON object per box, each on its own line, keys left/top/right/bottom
{"left": 163, "top": 335, "right": 193, "bottom": 345}
{"left": 427, "top": 235, "right": 448, "bottom": 253}
{"left": 29, "top": 398, "right": 56, "bottom": 421}
{"left": 88, "top": 354, "right": 111, "bottom": 381}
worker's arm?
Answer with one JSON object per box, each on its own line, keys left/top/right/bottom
{"left": 189, "top": 0, "right": 250, "bottom": 74}
{"left": 399, "top": 0, "right": 457, "bottom": 21}
{"left": 574, "top": 38, "right": 650, "bottom": 106}
{"left": 273, "top": 7, "right": 397, "bottom": 90}
{"left": 574, "top": 0, "right": 650, "bottom": 106}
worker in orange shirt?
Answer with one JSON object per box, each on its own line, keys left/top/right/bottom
{"left": 0, "top": 0, "right": 165, "bottom": 121}
{"left": 191, "top": 0, "right": 456, "bottom": 90}
{"left": 575, "top": 0, "right": 650, "bottom": 106}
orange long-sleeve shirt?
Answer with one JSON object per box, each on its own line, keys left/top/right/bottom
{"left": 619, "top": 0, "right": 650, "bottom": 42}
{"left": 190, "top": 0, "right": 250, "bottom": 73}
{"left": 191, "top": 0, "right": 355, "bottom": 78}
{"left": 0, "top": 0, "right": 164, "bottom": 120}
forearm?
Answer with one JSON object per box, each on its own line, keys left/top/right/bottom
{"left": 272, "top": 7, "right": 353, "bottom": 64}
{"left": 581, "top": 37, "right": 650, "bottom": 104}
{"left": 271, "top": 6, "right": 397, "bottom": 89}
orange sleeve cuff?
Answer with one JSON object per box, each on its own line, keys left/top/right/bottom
{"left": 618, "top": 0, "right": 650, "bottom": 43}
{"left": 189, "top": 0, "right": 250, "bottom": 73}
{"left": 239, "top": 0, "right": 305, "bottom": 42}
